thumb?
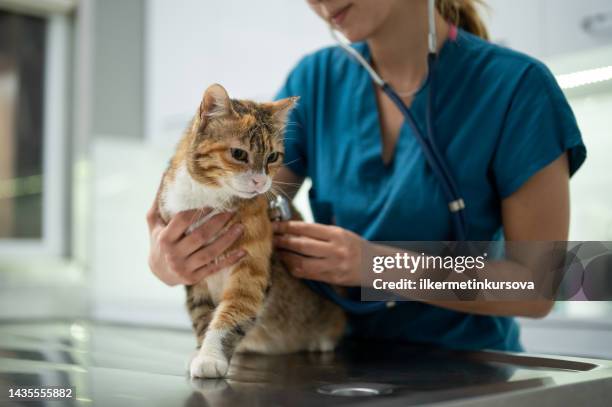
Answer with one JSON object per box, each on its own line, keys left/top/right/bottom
{"left": 146, "top": 200, "right": 165, "bottom": 232}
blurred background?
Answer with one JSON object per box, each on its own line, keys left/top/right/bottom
{"left": 0, "top": 0, "right": 610, "bottom": 358}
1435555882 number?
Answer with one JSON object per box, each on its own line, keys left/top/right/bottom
{"left": 8, "top": 387, "right": 74, "bottom": 399}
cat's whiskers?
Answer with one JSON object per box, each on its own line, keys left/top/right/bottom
{"left": 282, "top": 158, "right": 301, "bottom": 167}
{"left": 273, "top": 180, "right": 302, "bottom": 187}
{"left": 270, "top": 185, "right": 292, "bottom": 202}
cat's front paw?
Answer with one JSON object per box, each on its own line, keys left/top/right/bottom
{"left": 190, "top": 354, "right": 229, "bottom": 378}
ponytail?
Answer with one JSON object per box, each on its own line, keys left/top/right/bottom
{"left": 436, "top": 0, "right": 489, "bottom": 40}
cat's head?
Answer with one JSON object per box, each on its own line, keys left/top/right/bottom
{"left": 186, "top": 84, "right": 297, "bottom": 199}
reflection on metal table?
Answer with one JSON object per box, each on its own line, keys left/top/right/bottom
{"left": 0, "top": 320, "right": 611, "bottom": 406}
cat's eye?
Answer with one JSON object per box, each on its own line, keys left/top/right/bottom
{"left": 267, "top": 152, "right": 280, "bottom": 164}
{"left": 230, "top": 148, "right": 249, "bottom": 163}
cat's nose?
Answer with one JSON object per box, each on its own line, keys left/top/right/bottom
{"left": 250, "top": 174, "right": 267, "bottom": 189}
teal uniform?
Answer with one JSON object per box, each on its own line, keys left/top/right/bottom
{"left": 275, "top": 29, "right": 586, "bottom": 351}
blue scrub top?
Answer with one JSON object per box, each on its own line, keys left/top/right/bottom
{"left": 275, "top": 29, "right": 586, "bottom": 352}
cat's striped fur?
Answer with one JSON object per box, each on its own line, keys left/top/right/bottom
{"left": 158, "top": 84, "right": 346, "bottom": 378}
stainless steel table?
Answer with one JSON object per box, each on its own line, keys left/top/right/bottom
{"left": 0, "top": 320, "right": 611, "bottom": 406}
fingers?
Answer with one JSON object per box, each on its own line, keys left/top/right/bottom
{"left": 155, "top": 208, "right": 244, "bottom": 287}
{"left": 160, "top": 209, "right": 212, "bottom": 245}
{"left": 187, "top": 249, "right": 247, "bottom": 285}
{"left": 184, "top": 223, "right": 244, "bottom": 272}
{"left": 273, "top": 221, "right": 336, "bottom": 241}
{"left": 273, "top": 234, "right": 333, "bottom": 258}
{"left": 174, "top": 212, "right": 235, "bottom": 258}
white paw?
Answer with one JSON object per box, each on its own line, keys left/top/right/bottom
{"left": 190, "top": 354, "right": 229, "bottom": 378}
{"left": 308, "top": 337, "right": 335, "bottom": 352}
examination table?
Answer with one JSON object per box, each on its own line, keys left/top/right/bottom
{"left": 1, "top": 320, "right": 611, "bottom": 406}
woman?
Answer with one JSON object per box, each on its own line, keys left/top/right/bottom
{"left": 147, "top": 0, "right": 586, "bottom": 352}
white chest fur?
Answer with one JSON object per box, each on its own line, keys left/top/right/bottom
{"left": 162, "top": 163, "right": 234, "bottom": 217}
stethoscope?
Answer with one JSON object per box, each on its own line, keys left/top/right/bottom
{"left": 272, "top": 0, "right": 468, "bottom": 314}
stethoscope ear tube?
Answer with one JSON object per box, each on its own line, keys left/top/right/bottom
{"left": 428, "top": 0, "right": 438, "bottom": 54}
{"left": 329, "top": 28, "right": 385, "bottom": 87}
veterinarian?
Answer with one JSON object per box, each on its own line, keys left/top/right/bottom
{"left": 147, "top": 0, "right": 586, "bottom": 352}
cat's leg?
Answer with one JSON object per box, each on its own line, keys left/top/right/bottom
{"left": 189, "top": 261, "right": 268, "bottom": 378}
{"left": 185, "top": 285, "right": 215, "bottom": 347}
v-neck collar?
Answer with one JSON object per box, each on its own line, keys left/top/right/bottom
{"left": 352, "top": 29, "right": 459, "bottom": 172}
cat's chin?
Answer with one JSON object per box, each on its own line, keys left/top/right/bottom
{"left": 230, "top": 188, "right": 264, "bottom": 200}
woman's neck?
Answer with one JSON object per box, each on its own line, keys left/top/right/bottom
{"left": 367, "top": 2, "right": 449, "bottom": 92}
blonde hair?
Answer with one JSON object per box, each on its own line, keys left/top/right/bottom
{"left": 436, "top": 0, "right": 489, "bottom": 40}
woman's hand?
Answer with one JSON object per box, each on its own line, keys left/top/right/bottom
{"left": 146, "top": 201, "right": 246, "bottom": 286}
{"left": 273, "top": 221, "right": 366, "bottom": 286}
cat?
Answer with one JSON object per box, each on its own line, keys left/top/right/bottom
{"left": 157, "top": 84, "right": 346, "bottom": 379}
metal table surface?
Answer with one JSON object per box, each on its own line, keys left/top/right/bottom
{"left": 0, "top": 320, "right": 611, "bottom": 406}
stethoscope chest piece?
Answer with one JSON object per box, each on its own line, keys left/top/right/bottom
{"left": 268, "top": 195, "right": 292, "bottom": 222}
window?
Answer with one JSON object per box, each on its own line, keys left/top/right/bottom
{"left": 0, "top": 11, "right": 46, "bottom": 240}
{"left": 0, "top": 8, "right": 71, "bottom": 257}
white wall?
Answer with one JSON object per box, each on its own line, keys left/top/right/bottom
{"left": 90, "top": 140, "right": 190, "bottom": 326}
{"left": 145, "top": 0, "right": 332, "bottom": 147}
{"left": 483, "top": 0, "right": 612, "bottom": 59}
{"left": 567, "top": 91, "right": 612, "bottom": 241}
{"left": 544, "top": 45, "right": 612, "bottom": 240}
{"left": 482, "top": 0, "right": 546, "bottom": 58}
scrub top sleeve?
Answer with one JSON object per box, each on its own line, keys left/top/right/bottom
{"left": 491, "top": 63, "right": 587, "bottom": 199}
{"left": 274, "top": 58, "right": 312, "bottom": 178}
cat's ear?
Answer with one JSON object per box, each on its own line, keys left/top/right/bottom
{"left": 199, "top": 84, "right": 235, "bottom": 123}
{"left": 265, "top": 96, "right": 299, "bottom": 126}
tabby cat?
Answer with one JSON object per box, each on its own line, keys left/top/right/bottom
{"left": 158, "top": 84, "right": 346, "bottom": 379}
